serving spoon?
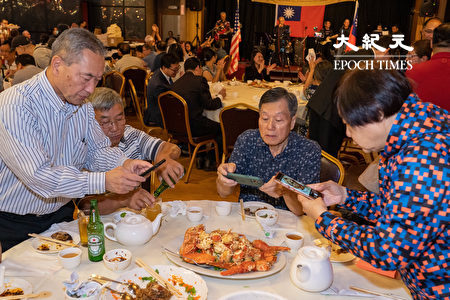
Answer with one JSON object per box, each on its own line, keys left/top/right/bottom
{"left": 0, "top": 291, "right": 52, "bottom": 299}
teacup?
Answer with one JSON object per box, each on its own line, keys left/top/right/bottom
{"left": 187, "top": 207, "right": 203, "bottom": 222}
{"left": 58, "top": 247, "right": 82, "bottom": 269}
{"left": 215, "top": 201, "right": 232, "bottom": 216}
{"left": 285, "top": 231, "right": 304, "bottom": 251}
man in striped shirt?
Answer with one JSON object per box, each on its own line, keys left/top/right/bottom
{"left": 0, "top": 29, "right": 152, "bottom": 251}
{"left": 83, "top": 87, "right": 184, "bottom": 214}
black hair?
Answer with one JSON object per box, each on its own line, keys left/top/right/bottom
{"left": 412, "top": 39, "right": 432, "bottom": 59}
{"left": 9, "top": 29, "right": 19, "bottom": 39}
{"left": 432, "top": 23, "right": 450, "bottom": 48}
{"left": 39, "top": 33, "right": 49, "bottom": 44}
{"left": 334, "top": 69, "right": 411, "bottom": 127}
{"left": 15, "top": 54, "right": 36, "bottom": 66}
{"left": 312, "top": 60, "right": 332, "bottom": 83}
{"left": 167, "top": 43, "right": 183, "bottom": 62}
{"left": 156, "top": 41, "right": 167, "bottom": 51}
{"left": 184, "top": 41, "right": 193, "bottom": 51}
{"left": 111, "top": 52, "right": 120, "bottom": 60}
{"left": 250, "top": 49, "right": 263, "bottom": 68}
{"left": 118, "top": 42, "right": 131, "bottom": 55}
{"left": 202, "top": 48, "right": 216, "bottom": 63}
{"left": 160, "top": 53, "right": 179, "bottom": 68}
{"left": 259, "top": 87, "right": 298, "bottom": 117}
{"left": 135, "top": 45, "right": 143, "bottom": 52}
{"left": 47, "top": 37, "right": 56, "bottom": 49}
{"left": 184, "top": 57, "right": 201, "bottom": 72}
{"left": 56, "top": 23, "right": 69, "bottom": 36}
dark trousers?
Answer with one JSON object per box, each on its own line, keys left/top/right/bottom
{"left": 0, "top": 201, "right": 74, "bottom": 252}
{"left": 191, "top": 117, "right": 223, "bottom": 161}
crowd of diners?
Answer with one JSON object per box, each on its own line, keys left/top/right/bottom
{"left": 0, "top": 15, "right": 448, "bottom": 299}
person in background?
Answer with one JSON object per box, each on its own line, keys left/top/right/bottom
{"left": 167, "top": 43, "right": 185, "bottom": 81}
{"left": 151, "top": 41, "right": 167, "bottom": 72}
{"left": 165, "top": 30, "right": 178, "bottom": 45}
{"left": 80, "top": 21, "right": 88, "bottom": 29}
{"left": 70, "top": 23, "right": 79, "bottom": 28}
{"left": 171, "top": 57, "right": 225, "bottom": 171}
{"left": 114, "top": 42, "right": 145, "bottom": 73}
{"left": 142, "top": 44, "right": 154, "bottom": 69}
{"left": 0, "top": 28, "right": 151, "bottom": 251}
{"left": 83, "top": 87, "right": 184, "bottom": 214}
{"left": 135, "top": 45, "right": 145, "bottom": 59}
{"left": 202, "top": 48, "right": 225, "bottom": 82}
{"left": 33, "top": 33, "right": 52, "bottom": 69}
{"left": 406, "top": 23, "right": 450, "bottom": 111}
{"left": 340, "top": 19, "right": 351, "bottom": 37}
{"left": 421, "top": 17, "right": 442, "bottom": 41}
{"left": 0, "top": 40, "right": 17, "bottom": 84}
{"left": 22, "top": 30, "right": 31, "bottom": 40}
{"left": 182, "top": 41, "right": 195, "bottom": 60}
{"left": 302, "top": 59, "right": 332, "bottom": 100}
{"left": 144, "top": 53, "right": 180, "bottom": 127}
{"left": 150, "top": 24, "right": 162, "bottom": 42}
{"left": 217, "top": 87, "right": 321, "bottom": 215}
{"left": 144, "top": 34, "right": 155, "bottom": 48}
{"left": 12, "top": 54, "right": 42, "bottom": 85}
{"left": 391, "top": 24, "right": 401, "bottom": 35}
{"left": 407, "top": 39, "right": 432, "bottom": 66}
{"left": 11, "top": 35, "right": 34, "bottom": 56}
{"left": 244, "top": 49, "right": 276, "bottom": 82}
{"left": 51, "top": 26, "right": 59, "bottom": 38}
{"left": 297, "top": 69, "right": 449, "bottom": 300}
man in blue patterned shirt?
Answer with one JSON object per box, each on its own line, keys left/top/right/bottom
{"left": 84, "top": 87, "right": 184, "bottom": 214}
{"left": 217, "top": 88, "right": 321, "bottom": 215}
{"left": 0, "top": 29, "right": 152, "bottom": 251}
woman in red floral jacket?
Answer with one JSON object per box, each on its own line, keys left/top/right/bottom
{"left": 296, "top": 69, "right": 449, "bottom": 299}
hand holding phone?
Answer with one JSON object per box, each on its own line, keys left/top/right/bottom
{"left": 225, "top": 173, "right": 264, "bottom": 188}
{"left": 274, "top": 172, "right": 323, "bottom": 199}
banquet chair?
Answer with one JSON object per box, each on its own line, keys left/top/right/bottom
{"left": 158, "top": 91, "right": 219, "bottom": 183}
{"left": 103, "top": 71, "right": 125, "bottom": 98}
{"left": 123, "top": 66, "right": 149, "bottom": 112}
{"left": 219, "top": 103, "right": 259, "bottom": 163}
{"left": 320, "top": 150, "right": 345, "bottom": 185}
{"left": 128, "top": 80, "right": 166, "bottom": 138}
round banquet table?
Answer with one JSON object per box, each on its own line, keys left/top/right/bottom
{"left": 204, "top": 81, "right": 309, "bottom": 124}
{"left": 2, "top": 200, "right": 411, "bottom": 299}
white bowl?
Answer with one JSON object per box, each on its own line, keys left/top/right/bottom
{"left": 103, "top": 248, "right": 132, "bottom": 271}
{"left": 215, "top": 201, "right": 232, "bottom": 216}
{"left": 285, "top": 231, "right": 304, "bottom": 251}
{"left": 187, "top": 206, "right": 203, "bottom": 222}
{"left": 255, "top": 209, "right": 278, "bottom": 227}
{"left": 218, "top": 290, "right": 287, "bottom": 300}
{"left": 58, "top": 247, "right": 82, "bottom": 270}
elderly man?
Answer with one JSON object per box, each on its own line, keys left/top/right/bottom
{"left": 217, "top": 88, "right": 321, "bottom": 215}
{"left": 297, "top": 69, "right": 449, "bottom": 299}
{"left": 0, "top": 28, "right": 151, "bottom": 251}
{"left": 421, "top": 17, "right": 442, "bottom": 40}
{"left": 406, "top": 23, "right": 450, "bottom": 111}
{"left": 83, "top": 87, "right": 184, "bottom": 214}
{"left": 144, "top": 53, "right": 179, "bottom": 127}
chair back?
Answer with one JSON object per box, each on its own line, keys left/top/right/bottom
{"left": 123, "top": 66, "right": 148, "bottom": 95}
{"left": 220, "top": 103, "right": 259, "bottom": 162}
{"left": 158, "top": 91, "right": 193, "bottom": 144}
{"left": 320, "top": 150, "right": 345, "bottom": 185}
{"left": 128, "top": 79, "right": 146, "bottom": 130}
{"left": 103, "top": 71, "right": 125, "bottom": 97}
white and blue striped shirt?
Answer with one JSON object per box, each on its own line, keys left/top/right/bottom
{"left": 0, "top": 71, "right": 128, "bottom": 215}
{"left": 118, "top": 125, "right": 163, "bottom": 161}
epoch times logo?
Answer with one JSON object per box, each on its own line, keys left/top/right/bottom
{"left": 333, "top": 33, "right": 414, "bottom": 71}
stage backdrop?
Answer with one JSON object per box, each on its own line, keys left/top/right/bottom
{"left": 205, "top": 0, "right": 414, "bottom": 60}
{"left": 275, "top": 5, "right": 325, "bottom": 37}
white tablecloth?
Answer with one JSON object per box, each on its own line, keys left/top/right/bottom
{"left": 204, "top": 82, "right": 308, "bottom": 124}
{"left": 2, "top": 200, "right": 411, "bottom": 299}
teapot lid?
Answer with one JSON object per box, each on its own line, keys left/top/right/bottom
{"left": 299, "top": 246, "right": 329, "bottom": 260}
{"left": 121, "top": 214, "right": 150, "bottom": 226}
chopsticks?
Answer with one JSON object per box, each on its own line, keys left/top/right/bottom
{"left": 28, "top": 233, "right": 79, "bottom": 248}
{"left": 240, "top": 199, "right": 245, "bottom": 221}
{"left": 135, "top": 258, "right": 182, "bottom": 297}
{"left": 350, "top": 286, "right": 409, "bottom": 300}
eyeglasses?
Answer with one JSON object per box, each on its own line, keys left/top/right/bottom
{"left": 169, "top": 65, "right": 180, "bottom": 72}
{"left": 99, "top": 118, "right": 126, "bottom": 129}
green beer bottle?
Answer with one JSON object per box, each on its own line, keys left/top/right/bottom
{"left": 87, "top": 199, "right": 105, "bottom": 262}
{"left": 153, "top": 169, "right": 185, "bottom": 198}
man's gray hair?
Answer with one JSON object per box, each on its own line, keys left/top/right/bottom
{"left": 259, "top": 87, "right": 298, "bottom": 117}
{"left": 51, "top": 28, "right": 106, "bottom": 65}
{"left": 88, "top": 87, "right": 123, "bottom": 111}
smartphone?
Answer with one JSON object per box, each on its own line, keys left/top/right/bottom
{"left": 274, "top": 172, "right": 323, "bottom": 199}
{"left": 139, "top": 159, "right": 166, "bottom": 177}
{"left": 225, "top": 173, "right": 264, "bottom": 188}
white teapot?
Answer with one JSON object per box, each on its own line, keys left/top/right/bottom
{"left": 104, "top": 214, "right": 162, "bottom": 246}
{"left": 290, "top": 246, "right": 333, "bottom": 292}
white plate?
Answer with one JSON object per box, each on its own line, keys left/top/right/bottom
{"left": 218, "top": 290, "right": 287, "bottom": 300}
{"left": 330, "top": 250, "right": 356, "bottom": 263}
{"left": 165, "top": 236, "right": 286, "bottom": 280}
{"left": 241, "top": 201, "right": 275, "bottom": 219}
{"left": 31, "top": 230, "right": 80, "bottom": 254}
{"left": 101, "top": 266, "right": 207, "bottom": 300}
{"left": 2, "top": 278, "right": 32, "bottom": 298}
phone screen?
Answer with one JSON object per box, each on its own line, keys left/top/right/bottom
{"left": 275, "top": 172, "right": 322, "bottom": 199}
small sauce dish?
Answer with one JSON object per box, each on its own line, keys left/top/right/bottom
{"left": 187, "top": 207, "right": 203, "bottom": 222}
{"left": 255, "top": 209, "right": 278, "bottom": 227}
{"left": 58, "top": 247, "right": 82, "bottom": 270}
{"left": 285, "top": 231, "right": 304, "bottom": 251}
{"left": 215, "top": 201, "right": 232, "bottom": 216}
{"left": 103, "top": 248, "right": 132, "bottom": 271}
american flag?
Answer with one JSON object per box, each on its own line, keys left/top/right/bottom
{"left": 346, "top": 0, "right": 359, "bottom": 52}
{"left": 228, "top": 2, "right": 241, "bottom": 74}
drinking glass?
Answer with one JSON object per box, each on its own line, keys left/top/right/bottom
{"left": 145, "top": 198, "right": 162, "bottom": 221}
{"left": 78, "top": 211, "right": 90, "bottom": 247}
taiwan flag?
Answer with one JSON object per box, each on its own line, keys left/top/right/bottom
{"left": 276, "top": 5, "right": 325, "bottom": 37}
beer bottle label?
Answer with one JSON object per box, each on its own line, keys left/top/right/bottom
{"left": 88, "top": 234, "right": 104, "bottom": 256}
